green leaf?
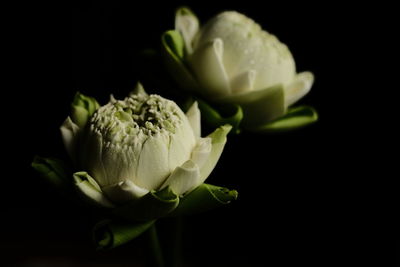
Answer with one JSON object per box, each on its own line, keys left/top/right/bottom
{"left": 113, "top": 187, "right": 180, "bottom": 221}
{"left": 31, "top": 156, "right": 70, "bottom": 188}
{"left": 250, "top": 105, "right": 318, "bottom": 133}
{"left": 197, "top": 98, "right": 243, "bottom": 134}
{"left": 93, "top": 219, "right": 155, "bottom": 250}
{"left": 71, "top": 92, "right": 100, "bottom": 128}
{"left": 169, "top": 183, "right": 238, "bottom": 216}
{"left": 161, "top": 30, "right": 200, "bottom": 91}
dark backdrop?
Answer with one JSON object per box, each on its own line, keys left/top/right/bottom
{"left": 3, "top": 0, "right": 397, "bottom": 266}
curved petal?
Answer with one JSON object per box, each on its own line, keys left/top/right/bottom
{"left": 190, "top": 137, "right": 212, "bottom": 169}
{"left": 188, "top": 38, "right": 231, "bottom": 97}
{"left": 230, "top": 70, "right": 256, "bottom": 94}
{"left": 135, "top": 134, "right": 170, "bottom": 190}
{"left": 161, "top": 30, "right": 200, "bottom": 91}
{"left": 185, "top": 101, "right": 201, "bottom": 138}
{"left": 168, "top": 122, "right": 195, "bottom": 174}
{"left": 199, "top": 125, "right": 232, "bottom": 183}
{"left": 284, "top": 72, "right": 314, "bottom": 107}
{"left": 113, "top": 187, "right": 179, "bottom": 221}
{"left": 217, "top": 84, "right": 285, "bottom": 129}
{"left": 82, "top": 130, "right": 108, "bottom": 187}
{"left": 175, "top": 7, "right": 199, "bottom": 54}
{"left": 161, "top": 160, "right": 200, "bottom": 195}
{"left": 60, "top": 116, "right": 80, "bottom": 159}
{"left": 73, "top": 171, "right": 114, "bottom": 208}
{"left": 102, "top": 180, "right": 149, "bottom": 204}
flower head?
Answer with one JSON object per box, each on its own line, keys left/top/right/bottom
{"left": 162, "top": 8, "right": 317, "bottom": 131}
{"left": 60, "top": 84, "right": 232, "bottom": 207}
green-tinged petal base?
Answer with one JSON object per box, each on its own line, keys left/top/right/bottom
{"left": 249, "top": 105, "right": 318, "bottom": 133}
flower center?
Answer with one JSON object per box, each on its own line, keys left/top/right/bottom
{"left": 89, "top": 93, "right": 184, "bottom": 146}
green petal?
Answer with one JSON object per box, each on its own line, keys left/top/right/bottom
{"left": 71, "top": 92, "right": 100, "bottom": 128}
{"left": 249, "top": 105, "right": 319, "bottom": 133}
{"left": 169, "top": 183, "right": 238, "bottom": 216}
{"left": 31, "top": 156, "right": 70, "bottom": 188}
{"left": 73, "top": 171, "right": 115, "bottom": 208}
{"left": 93, "top": 219, "right": 155, "bottom": 250}
{"left": 175, "top": 6, "right": 199, "bottom": 54}
{"left": 113, "top": 187, "right": 179, "bottom": 221}
{"left": 199, "top": 124, "right": 232, "bottom": 183}
{"left": 218, "top": 85, "right": 286, "bottom": 129}
{"left": 161, "top": 30, "right": 200, "bottom": 91}
{"left": 197, "top": 98, "right": 243, "bottom": 134}
{"left": 130, "top": 82, "right": 149, "bottom": 97}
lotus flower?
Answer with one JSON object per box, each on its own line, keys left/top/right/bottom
{"left": 162, "top": 8, "right": 318, "bottom": 132}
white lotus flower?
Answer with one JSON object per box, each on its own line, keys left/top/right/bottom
{"left": 163, "top": 8, "right": 317, "bottom": 130}
{"left": 60, "top": 84, "right": 231, "bottom": 207}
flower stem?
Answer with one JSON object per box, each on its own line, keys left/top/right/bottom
{"left": 161, "top": 216, "right": 183, "bottom": 267}
{"left": 147, "top": 223, "right": 165, "bottom": 267}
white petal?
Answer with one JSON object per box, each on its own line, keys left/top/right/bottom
{"left": 135, "top": 134, "right": 170, "bottom": 190}
{"left": 168, "top": 122, "right": 195, "bottom": 172}
{"left": 199, "top": 125, "right": 231, "bottom": 183}
{"left": 284, "top": 72, "right": 314, "bottom": 107}
{"left": 82, "top": 130, "right": 108, "bottom": 187}
{"left": 73, "top": 172, "right": 114, "bottom": 208}
{"left": 161, "top": 160, "right": 200, "bottom": 195}
{"left": 188, "top": 38, "right": 231, "bottom": 97}
{"left": 175, "top": 7, "right": 199, "bottom": 54}
{"left": 190, "top": 137, "right": 212, "bottom": 169}
{"left": 185, "top": 101, "right": 201, "bottom": 139}
{"left": 230, "top": 70, "right": 256, "bottom": 94}
{"left": 102, "top": 180, "right": 149, "bottom": 204}
{"left": 60, "top": 117, "right": 80, "bottom": 159}
{"left": 101, "top": 142, "right": 137, "bottom": 188}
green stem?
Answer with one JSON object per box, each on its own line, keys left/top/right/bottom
{"left": 147, "top": 223, "right": 165, "bottom": 267}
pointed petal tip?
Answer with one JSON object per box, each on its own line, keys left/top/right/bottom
{"left": 130, "top": 82, "right": 148, "bottom": 97}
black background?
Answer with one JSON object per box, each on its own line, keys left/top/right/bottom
{"left": 3, "top": 0, "right": 397, "bottom": 266}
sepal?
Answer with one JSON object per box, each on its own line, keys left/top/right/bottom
{"left": 31, "top": 156, "right": 70, "bottom": 188}
{"left": 170, "top": 183, "right": 238, "bottom": 216}
{"left": 113, "top": 187, "right": 179, "bottom": 221}
{"left": 93, "top": 219, "right": 155, "bottom": 250}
